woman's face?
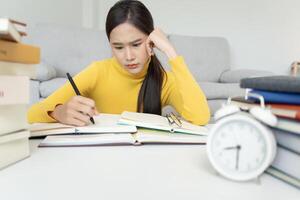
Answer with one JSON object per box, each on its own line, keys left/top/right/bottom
{"left": 109, "top": 22, "right": 150, "bottom": 74}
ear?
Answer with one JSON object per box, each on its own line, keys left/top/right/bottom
{"left": 214, "top": 104, "right": 240, "bottom": 121}
{"left": 249, "top": 107, "right": 277, "bottom": 126}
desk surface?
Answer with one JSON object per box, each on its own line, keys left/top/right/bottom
{"left": 0, "top": 139, "right": 299, "bottom": 200}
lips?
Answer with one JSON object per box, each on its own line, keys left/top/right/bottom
{"left": 126, "top": 64, "right": 139, "bottom": 69}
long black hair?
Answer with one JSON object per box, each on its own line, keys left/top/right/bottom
{"left": 105, "top": 0, "right": 166, "bottom": 115}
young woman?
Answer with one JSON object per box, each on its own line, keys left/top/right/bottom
{"left": 27, "top": 0, "right": 210, "bottom": 126}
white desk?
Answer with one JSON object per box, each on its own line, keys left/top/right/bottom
{"left": 0, "top": 139, "right": 299, "bottom": 200}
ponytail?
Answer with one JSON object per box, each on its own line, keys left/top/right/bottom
{"left": 137, "top": 55, "right": 166, "bottom": 115}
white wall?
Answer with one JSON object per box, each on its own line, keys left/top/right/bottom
{"left": 1, "top": 0, "right": 299, "bottom": 75}
{"left": 0, "top": 0, "right": 83, "bottom": 27}
{"left": 95, "top": 0, "right": 300, "bottom": 75}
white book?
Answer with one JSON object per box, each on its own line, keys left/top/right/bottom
{"left": 30, "top": 113, "right": 137, "bottom": 138}
{"left": 39, "top": 128, "right": 206, "bottom": 147}
{"left": 118, "top": 111, "right": 208, "bottom": 135}
{"left": 0, "top": 75, "right": 29, "bottom": 105}
{"left": 0, "top": 18, "right": 22, "bottom": 42}
{"left": 0, "top": 104, "right": 29, "bottom": 136}
{"left": 272, "top": 128, "right": 300, "bottom": 155}
{"left": 266, "top": 167, "right": 300, "bottom": 189}
{"left": 0, "top": 61, "right": 36, "bottom": 78}
{"left": 271, "top": 147, "right": 300, "bottom": 180}
{"left": 276, "top": 118, "right": 300, "bottom": 134}
{"left": 0, "top": 130, "right": 30, "bottom": 170}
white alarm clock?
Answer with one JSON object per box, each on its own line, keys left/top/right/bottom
{"left": 207, "top": 93, "right": 277, "bottom": 181}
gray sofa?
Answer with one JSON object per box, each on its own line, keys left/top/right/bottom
{"left": 25, "top": 23, "right": 272, "bottom": 116}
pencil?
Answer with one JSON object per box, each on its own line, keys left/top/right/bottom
{"left": 66, "top": 73, "right": 95, "bottom": 124}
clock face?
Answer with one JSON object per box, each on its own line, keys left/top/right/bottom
{"left": 207, "top": 114, "right": 276, "bottom": 181}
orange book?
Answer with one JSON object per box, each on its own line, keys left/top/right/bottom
{"left": 268, "top": 104, "right": 300, "bottom": 121}
{"left": 231, "top": 97, "right": 300, "bottom": 121}
{"left": 0, "top": 40, "right": 40, "bottom": 64}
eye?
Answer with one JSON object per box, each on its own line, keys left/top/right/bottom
{"left": 114, "top": 46, "right": 123, "bottom": 50}
{"left": 132, "top": 43, "right": 141, "bottom": 47}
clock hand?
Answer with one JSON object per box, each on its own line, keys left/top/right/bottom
{"left": 224, "top": 145, "right": 238, "bottom": 150}
{"left": 235, "top": 145, "right": 241, "bottom": 170}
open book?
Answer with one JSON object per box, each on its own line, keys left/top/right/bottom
{"left": 39, "top": 128, "right": 206, "bottom": 147}
{"left": 30, "top": 114, "right": 137, "bottom": 138}
{"left": 118, "top": 111, "right": 208, "bottom": 135}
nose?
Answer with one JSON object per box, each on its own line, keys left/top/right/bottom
{"left": 125, "top": 47, "right": 135, "bottom": 62}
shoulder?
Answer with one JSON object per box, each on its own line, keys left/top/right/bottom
{"left": 88, "top": 57, "right": 114, "bottom": 70}
{"left": 163, "top": 71, "right": 175, "bottom": 88}
{"left": 82, "top": 57, "right": 115, "bottom": 75}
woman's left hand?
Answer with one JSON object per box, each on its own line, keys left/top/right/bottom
{"left": 146, "top": 28, "right": 178, "bottom": 59}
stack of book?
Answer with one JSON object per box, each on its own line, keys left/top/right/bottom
{"left": 0, "top": 18, "right": 40, "bottom": 170}
{"left": 237, "top": 75, "right": 300, "bottom": 188}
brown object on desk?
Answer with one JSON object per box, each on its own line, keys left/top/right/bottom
{"left": 290, "top": 61, "right": 300, "bottom": 76}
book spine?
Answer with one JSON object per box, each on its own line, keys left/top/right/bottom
{"left": 0, "top": 61, "right": 36, "bottom": 78}
{"left": 0, "top": 104, "right": 29, "bottom": 135}
{"left": 0, "top": 130, "right": 30, "bottom": 170}
{"left": 0, "top": 75, "right": 29, "bottom": 105}
{"left": 271, "top": 147, "right": 300, "bottom": 180}
{"left": 0, "top": 40, "right": 40, "bottom": 64}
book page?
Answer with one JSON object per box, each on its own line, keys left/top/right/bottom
{"left": 121, "top": 111, "right": 169, "bottom": 126}
{"left": 175, "top": 121, "right": 208, "bottom": 136}
{"left": 119, "top": 111, "right": 209, "bottom": 135}
{"left": 39, "top": 133, "right": 136, "bottom": 147}
{"left": 135, "top": 129, "right": 206, "bottom": 144}
{"left": 30, "top": 114, "right": 136, "bottom": 137}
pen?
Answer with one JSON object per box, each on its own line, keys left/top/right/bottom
{"left": 66, "top": 73, "right": 95, "bottom": 124}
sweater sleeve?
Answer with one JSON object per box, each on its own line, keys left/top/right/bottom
{"left": 163, "top": 56, "right": 210, "bottom": 125}
{"left": 27, "top": 62, "right": 99, "bottom": 123}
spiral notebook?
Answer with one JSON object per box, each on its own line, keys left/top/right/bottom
{"left": 38, "top": 128, "right": 207, "bottom": 147}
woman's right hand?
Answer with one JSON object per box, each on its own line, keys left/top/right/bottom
{"left": 49, "top": 96, "right": 98, "bottom": 126}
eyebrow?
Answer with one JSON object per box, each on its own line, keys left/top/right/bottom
{"left": 111, "top": 38, "right": 143, "bottom": 46}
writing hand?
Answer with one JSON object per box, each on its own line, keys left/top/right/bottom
{"left": 49, "top": 96, "right": 99, "bottom": 126}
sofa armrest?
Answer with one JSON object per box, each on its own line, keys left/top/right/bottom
{"left": 29, "top": 80, "right": 40, "bottom": 105}
{"left": 218, "top": 69, "right": 274, "bottom": 83}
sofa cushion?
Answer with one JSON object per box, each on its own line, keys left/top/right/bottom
{"left": 24, "top": 23, "right": 112, "bottom": 77}
{"left": 169, "top": 35, "right": 230, "bottom": 82}
{"left": 219, "top": 69, "right": 274, "bottom": 83}
{"left": 199, "top": 82, "right": 245, "bottom": 99}
{"left": 34, "top": 62, "right": 57, "bottom": 81}
{"left": 39, "top": 78, "right": 67, "bottom": 98}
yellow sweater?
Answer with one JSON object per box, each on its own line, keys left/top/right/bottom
{"left": 27, "top": 56, "right": 210, "bottom": 125}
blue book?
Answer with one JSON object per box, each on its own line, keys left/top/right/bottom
{"left": 250, "top": 89, "right": 300, "bottom": 105}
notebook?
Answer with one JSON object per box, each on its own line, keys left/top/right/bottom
{"left": 30, "top": 114, "right": 137, "bottom": 138}
{"left": 249, "top": 89, "right": 300, "bottom": 105}
{"left": 118, "top": 111, "right": 208, "bottom": 135}
{"left": 39, "top": 128, "right": 207, "bottom": 147}
{"left": 240, "top": 75, "right": 300, "bottom": 93}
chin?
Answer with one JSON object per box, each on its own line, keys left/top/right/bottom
{"left": 125, "top": 66, "right": 143, "bottom": 74}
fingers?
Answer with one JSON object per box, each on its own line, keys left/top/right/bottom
{"left": 75, "top": 96, "right": 95, "bottom": 108}
{"left": 70, "top": 96, "right": 97, "bottom": 117}
{"left": 66, "top": 109, "right": 90, "bottom": 126}
{"left": 146, "top": 36, "right": 154, "bottom": 57}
